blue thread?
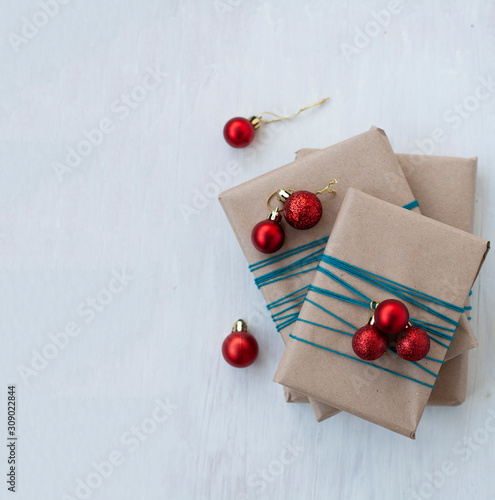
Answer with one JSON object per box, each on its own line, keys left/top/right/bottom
{"left": 297, "top": 318, "right": 354, "bottom": 336}
{"left": 310, "top": 267, "right": 455, "bottom": 346}
{"left": 319, "top": 256, "right": 464, "bottom": 316}
{"left": 423, "top": 355, "right": 444, "bottom": 363}
{"left": 249, "top": 236, "right": 329, "bottom": 272}
{"left": 290, "top": 253, "right": 463, "bottom": 387}
{"left": 402, "top": 200, "right": 420, "bottom": 210}
{"left": 289, "top": 333, "right": 435, "bottom": 389}
{"left": 277, "top": 316, "right": 299, "bottom": 331}
{"left": 318, "top": 256, "right": 462, "bottom": 331}
{"left": 307, "top": 285, "right": 451, "bottom": 348}
{"left": 249, "top": 201, "right": 420, "bottom": 330}
{"left": 267, "top": 286, "right": 309, "bottom": 309}
{"left": 305, "top": 298, "right": 359, "bottom": 331}
{"left": 271, "top": 300, "right": 305, "bottom": 319}
{"left": 254, "top": 248, "right": 324, "bottom": 288}
{"left": 388, "top": 346, "right": 443, "bottom": 378}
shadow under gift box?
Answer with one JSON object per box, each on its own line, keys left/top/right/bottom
{"left": 286, "top": 150, "right": 478, "bottom": 419}
{"left": 274, "top": 188, "right": 489, "bottom": 438}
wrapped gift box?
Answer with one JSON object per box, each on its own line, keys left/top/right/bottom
{"left": 290, "top": 151, "right": 478, "bottom": 418}
{"left": 274, "top": 188, "right": 489, "bottom": 438}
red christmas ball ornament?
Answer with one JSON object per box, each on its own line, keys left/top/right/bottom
{"left": 373, "top": 299, "right": 410, "bottom": 336}
{"left": 283, "top": 190, "right": 322, "bottom": 230}
{"left": 251, "top": 209, "right": 285, "bottom": 254}
{"left": 352, "top": 324, "right": 388, "bottom": 361}
{"left": 222, "top": 319, "right": 259, "bottom": 368}
{"left": 396, "top": 326, "right": 430, "bottom": 361}
{"left": 223, "top": 116, "right": 259, "bottom": 148}
{"left": 223, "top": 98, "right": 329, "bottom": 148}
{"left": 276, "top": 180, "right": 337, "bottom": 230}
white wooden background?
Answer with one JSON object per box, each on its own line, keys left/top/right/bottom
{"left": 0, "top": 1, "right": 494, "bottom": 499}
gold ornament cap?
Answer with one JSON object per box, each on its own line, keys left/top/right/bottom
{"left": 277, "top": 189, "right": 294, "bottom": 203}
{"left": 232, "top": 319, "right": 248, "bottom": 332}
{"left": 248, "top": 116, "right": 261, "bottom": 130}
{"left": 267, "top": 208, "right": 282, "bottom": 223}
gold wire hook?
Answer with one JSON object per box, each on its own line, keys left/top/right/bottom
{"left": 266, "top": 192, "right": 282, "bottom": 213}
{"left": 315, "top": 179, "right": 338, "bottom": 195}
{"left": 257, "top": 97, "right": 329, "bottom": 124}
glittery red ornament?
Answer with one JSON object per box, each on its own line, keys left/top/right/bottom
{"left": 251, "top": 210, "right": 285, "bottom": 253}
{"left": 283, "top": 191, "right": 323, "bottom": 230}
{"left": 352, "top": 325, "right": 388, "bottom": 361}
{"left": 396, "top": 326, "right": 430, "bottom": 361}
{"left": 373, "top": 299, "right": 409, "bottom": 336}
{"left": 223, "top": 117, "right": 257, "bottom": 148}
{"left": 222, "top": 320, "right": 259, "bottom": 368}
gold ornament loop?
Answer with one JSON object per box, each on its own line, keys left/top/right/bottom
{"left": 266, "top": 189, "right": 294, "bottom": 212}
{"left": 266, "top": 191, "right": 281, "bottom": 212}
{"left": 257, "top": 97, "right": 329, "bottom": 124}
{"left": 266, "top": 179, "right": 337, "bottom": 213}
{"left": 370, "top": 300, "right": 379, "bottom": 311}
{"left": 315, "top": 179, "right": 338, "bottom": 195}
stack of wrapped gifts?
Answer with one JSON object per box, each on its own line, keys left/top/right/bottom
{"left": 219, "top": 127, "right": 489, "bottom": 438}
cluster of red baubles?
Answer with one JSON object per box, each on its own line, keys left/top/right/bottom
{"left": 351, "top": 299, "right": 430, "bottom": 362}
{"left": 251, "top": 191, "right": 323, "bottom": 254}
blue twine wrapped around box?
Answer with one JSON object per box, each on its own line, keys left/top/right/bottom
{"left": 248, "top": 200, "right": 472, "bottom": 387}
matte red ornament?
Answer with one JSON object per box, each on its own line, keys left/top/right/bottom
{"left": 223, "top": 98, "right": 329, "bottom": 148}
{"left": 283, "top": 191, "right": 323, "bottom": 230}
{"left": 396, "top": 326, "right": 430, "bottom": 361}
{"left": 223, "top": 117, "right": 257, "bottom": 148}
{"left": 222, "top": 320, "right": 259, "bottom": 368}
{"left": 251, "top": 210, "right": 285, "bottom": 254}
{"left": 373, "top": 299, "right": 410, "bottom": 335}
{"left": 352, "top": 324, "right": 388, "bottom": 361}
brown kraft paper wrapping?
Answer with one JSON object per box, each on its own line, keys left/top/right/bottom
{"left": 219, "top": 128, "right": 419, "bottom": 331}
{"left": 290, "top": 151, "right": 477, "bottom": 414}
{"left": 219, "top": 127, "right": 418, "bottom": 412}
{"left": 219, "top": 129, "right": 479, "bottom": 412}
{"left": 274, "top": 188, "right": 489, "bottom": 438}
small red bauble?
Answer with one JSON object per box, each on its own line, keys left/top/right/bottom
{"left": 373, "top": 299, "right": 410, "bottom": 336}
{"left": 352, "top": 325, "right": 388, "bottom": 361}
{"left": 396, "top": 326, "right": 430, "bottom": 361}
{"left": 223, "top": 98, "right": 329, "bottom": 148}
{"left": 223, "top": 117, "right": 257, "bottom": 148}
{"left": 251, "top": 210, "right": 285, "bottom": 254}
{"left": 222, "top": 320, "right": 259, "bottom": 368}
{"left": 283, "top": 191, "right": 323, "bottom": 230}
